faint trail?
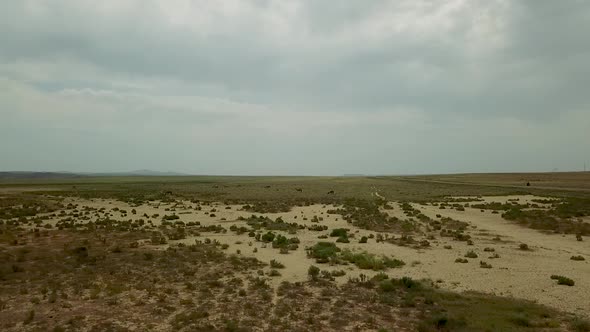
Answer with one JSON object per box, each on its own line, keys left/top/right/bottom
{"left": 371, "top": 186, "right": 385, "bottom": 200}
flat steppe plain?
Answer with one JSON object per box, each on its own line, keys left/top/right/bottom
{"left": 1, "top": 173, "right": 589, "bottom": 331}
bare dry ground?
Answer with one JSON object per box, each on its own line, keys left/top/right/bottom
{"left": 1, "top": 174, "right": 590, "bottom": 331}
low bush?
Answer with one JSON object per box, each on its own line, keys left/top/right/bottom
{"left": 340, "top": 250, "right": 404, "bottom": 270}
{"left": 550, "top": 275, "right": 575, "bottom": 286}
{"left": 464, "top": 250, "right": 478, "bottom": 258}
{"left": 330, "top": 228, "right": 348, "bottom": 237}
{"left": 308, "top": 265, "right": 320, "bottom": 281}
{"left": 479, "top": 261, "right": 492, "bottom": 269}
{"left": 307, "top": 242, "right": 341, "bottom": 263}
{"left": 270, "top": 259, "right": 285, "bottom": 268}
{"left": 336, "top": 236, "right": 350, "bottom": 243}
{"left": 571, "top": 318, "right": 590, "bottom": 332}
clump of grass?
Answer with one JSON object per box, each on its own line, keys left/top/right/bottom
{"left": 336, "top": 236, "right": 350, "bottom": 243}
{"left": 359, "top": 236, "right": 368, "bottom": 243}
{"left": 571, "top": 318, "right": 590, "bottom": 332}
{"left": 483, "top": 247, "right": 495, "bottom": 252}
{"left": 24, "top": 309, "right": 35, "bottom": 325}
{"left": 308, "top": 265, "right": 320, "bottom": 281}
{"left": 489, "top": 253, "right": 500, "bottom": 259}
{"left": 330, "top": 228, "right": 348, "bottom": 238}
{"left": 307, "top": 242, "right": 341, "bottom": 263}
{"left": 550, "top": 275, "right": 575, "bottom": 286}
{"left": 455, "top": 258, "right": 468, "bottom": 263}
{"left": 340, "top": 250, "right": 405, "bottom": 270}
{"left": 331, "top": 270, "right": 346, "bottom": 277}
{"left": 570, "top": 255, "right": 585, "bottom": 261}
{"left": 479, "top": 261, "right": 492, "bottom": 269}
{"left": 270, "top": 259, "right": 285, "bottom": 268}
{"left": 464, "top": 250, "right": 478, "bottom": 258}
{"left": 519, "top": 243, "right": 530, "bottom": 251}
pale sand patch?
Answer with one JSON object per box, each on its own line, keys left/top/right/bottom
{"left": 451, "top": 194, "right": 558, "bottom": 206}
{"left": 37, "top": 195, "right": 590, "bottom": 317}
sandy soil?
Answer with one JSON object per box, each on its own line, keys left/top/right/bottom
{"left": 40, "top": 195, "right": 590, "bottom": 317}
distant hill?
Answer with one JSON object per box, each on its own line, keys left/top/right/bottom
{"left": 0, "top": 170, "right": 186, "bottom": 180}
{"left": 0, "top": 172, "right": 84, "bottom": 180}
{"left": 115, "top": 170, "right": 187, "bottom": 176}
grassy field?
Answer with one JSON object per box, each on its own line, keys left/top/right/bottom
{"left": 1, "top": 172, "right": 590, "bottom": 331}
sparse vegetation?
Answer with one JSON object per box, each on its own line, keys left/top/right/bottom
{"left": 551, "top": 275, "right": 575, "bottom": 286}
{"left": 0, "top": 175, "right": 588, "bottom": 331}
{"left": 519, "top": 243, "right": 530, "bottom": 251}
{"left": 480, "top": 261, "right": 492, "bottom": 269}
{"left": 270, "top": 259, "right": 285, "bottom": 268}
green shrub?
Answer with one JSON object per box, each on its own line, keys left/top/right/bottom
{"left": 270, "top": 259, "right": 285, "bottom": 268}
{"left": 519, "top": 243, "right": 530, "bottom": 250}
{"left": 571, "top": 318, "right": 590, "bottom": 332}
{"left": 308, "top": 265, "right": 320, "bottom": 281}
{"left": 479, "top": 261, "right": 492, "bottom": 269}
{"left": 571, "top": 255, "right": 585, "bottom": 261}
{"left": 379, "top": 280, "right": 396, "bottom": 292}
{"left": 340, "top": 250, "right": 404, "bottom": 270}
{"left": 359, "top": 236, "right": 368, "bottom": 243}
{"left": 551, "top": 275, "right": 575, "bottom": 286}
{"left": 307, "top": 242, "right": 341, "bottom": 263}
{"left": 336, "top": 236, "right": 350, "bottom": 243}
{"left": 464, "top": 250, "right": 478, "bottom": 258}
{"left": 330, "top": 228, "right": 348, "bottom": 237}
{"left": 261, "top": 232, "right": 275, "bottom": 242}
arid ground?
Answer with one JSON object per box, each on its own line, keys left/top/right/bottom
{"left": 1, "top": 173, "right": 589, "bottom": 331}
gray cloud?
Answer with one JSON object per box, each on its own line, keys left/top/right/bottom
{"left": 0, "top": 0, "right": 589, "bottom": 175}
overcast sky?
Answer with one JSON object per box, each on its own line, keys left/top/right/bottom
{"left": 1, "top": 1, "right": 589, "bottom": 175}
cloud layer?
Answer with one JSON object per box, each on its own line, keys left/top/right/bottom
{"left": 1, "top": 0, "right": 589, "bottom": 175}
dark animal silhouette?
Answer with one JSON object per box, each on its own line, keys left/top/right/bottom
{"left": 296, "top": 188, "right": 303, "bottom": 192}
{"left": 526, "top": 182, "right": 530, "bottom": 187}
{"left": 264, "top": 185, "right": 271, "bottom": 188}
{"left": 327, "top": 190, "right": 335, "bottom": 195}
